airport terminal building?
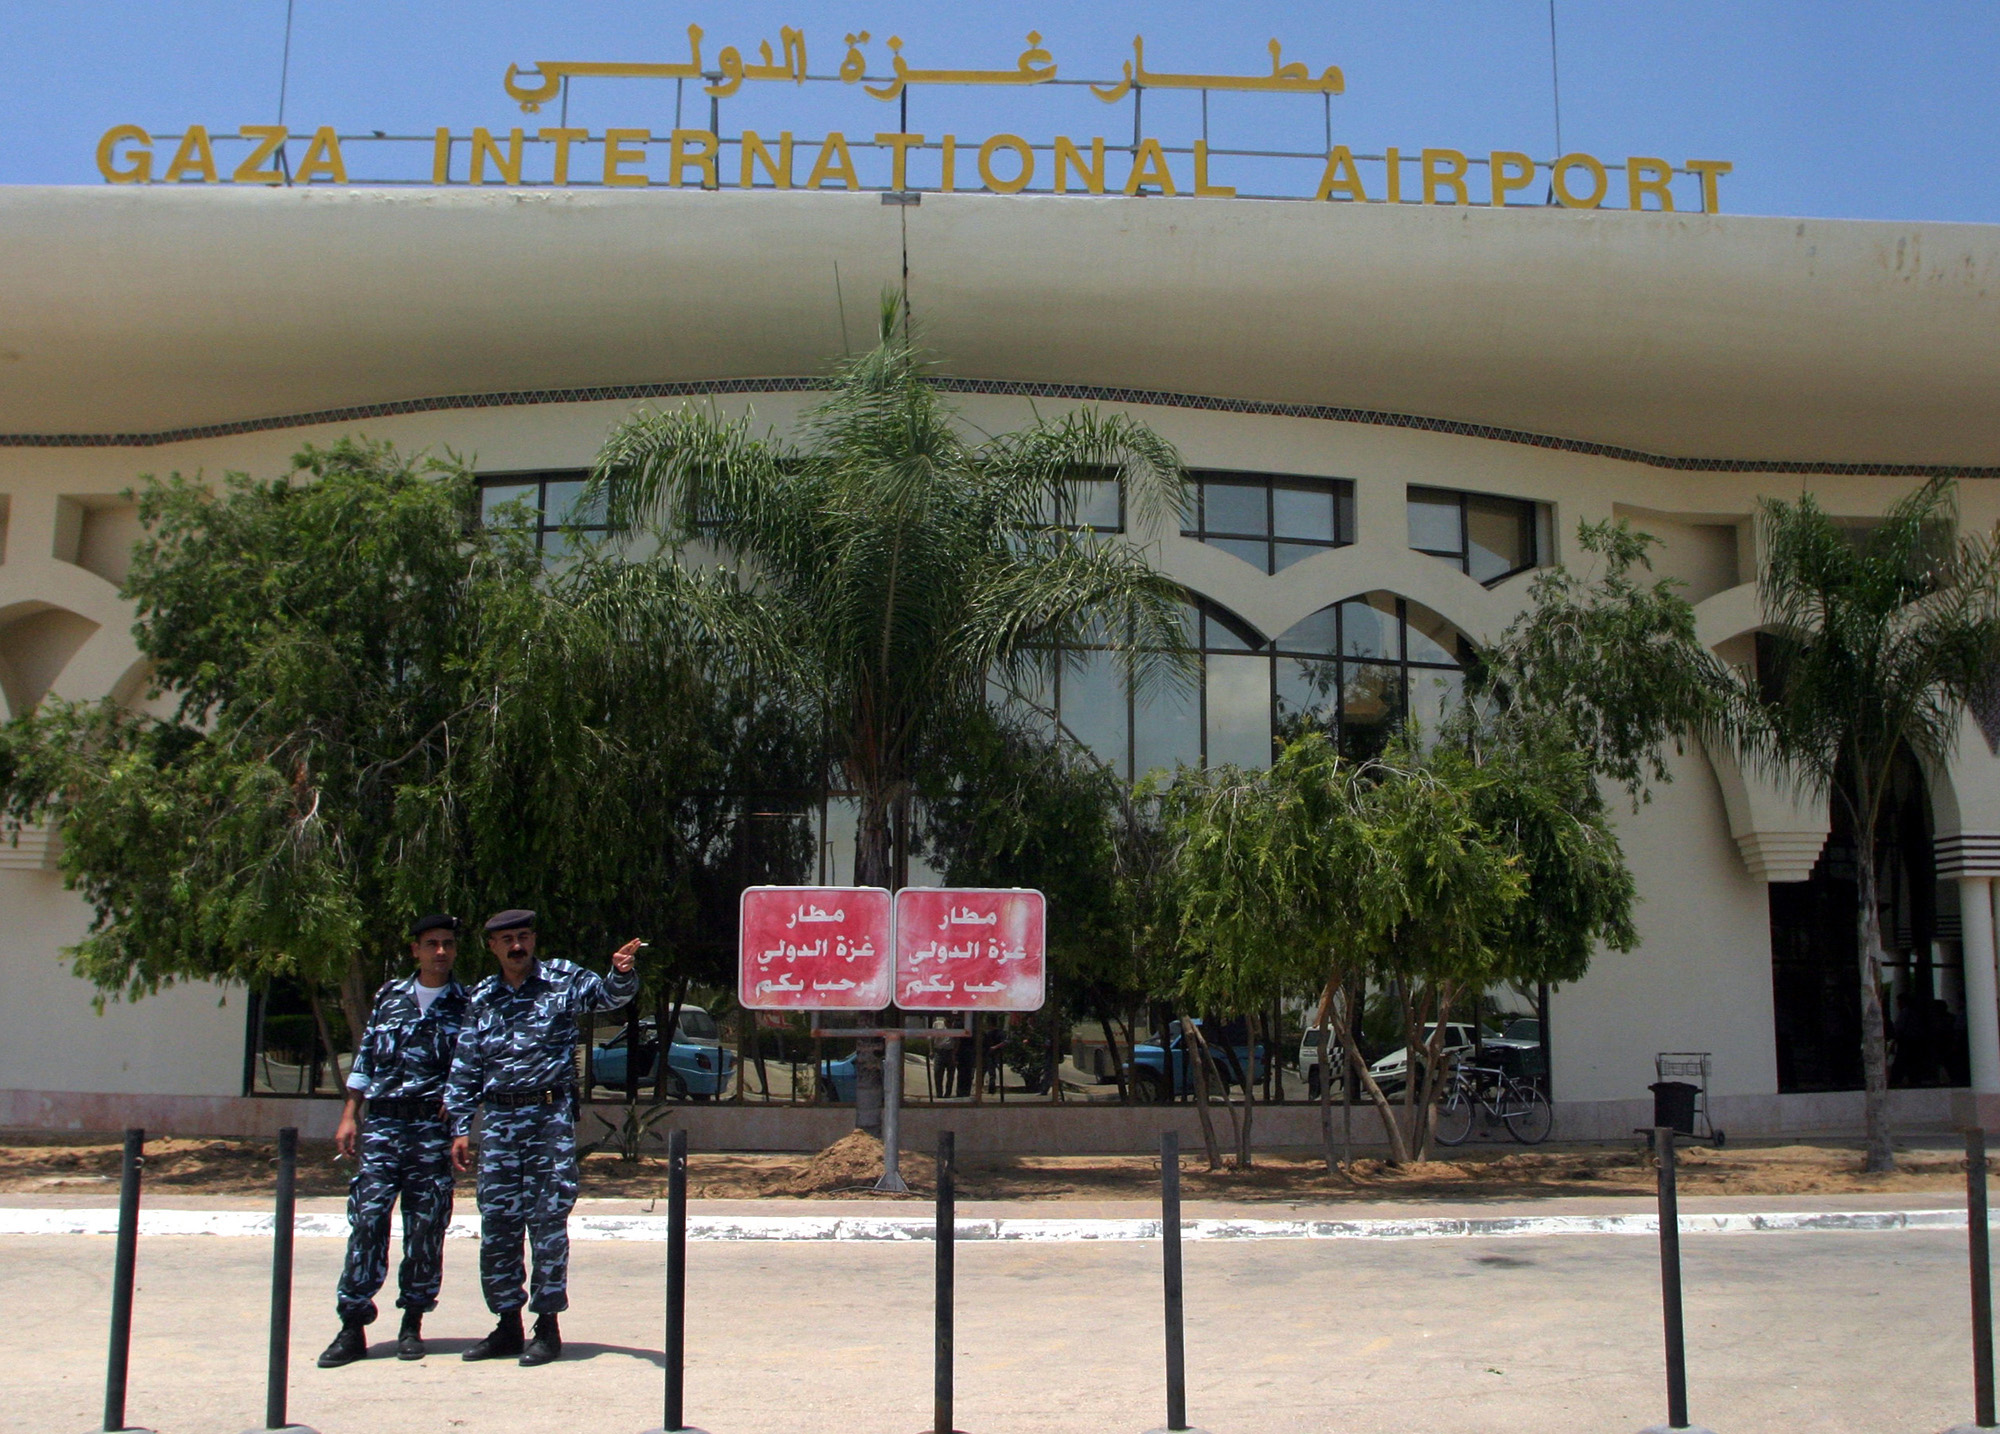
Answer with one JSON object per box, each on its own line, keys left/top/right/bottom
{"left": 1, "top": 179, "right": 1997, "bottom": 1145}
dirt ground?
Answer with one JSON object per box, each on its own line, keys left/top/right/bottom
{"left": 0, "top": 1126, "right": 1983, "bottom": 1202}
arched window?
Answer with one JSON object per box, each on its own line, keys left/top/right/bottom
{"left": 1041, "top": 592, "right": 1473, "bottom": 778}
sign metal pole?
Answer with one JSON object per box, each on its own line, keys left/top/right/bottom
{"left": 1639, "top": 1125, "right": 1714, "bottom": 1434}
{"left": 933, "top": 1130, "right": 957, "bottom": 1434}
{"left": 245, "top": 1127, "right": 317, "bottom": 1434}
{"left": 94, "top": 1128, "right": 154, "bottom": 1434}
{"left": 642, "top": 1128, "right": 706, "bottom": 1434}
{"left": 1949, "top": 1126, "right": 1997, "bottom": 1434}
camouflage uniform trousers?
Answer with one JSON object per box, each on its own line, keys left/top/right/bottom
{"left": 335, "top": 1113, "right": 456, "bottom": 1323}
{"left": 475, "top": 1100, "right": 579, "bottom": 1314}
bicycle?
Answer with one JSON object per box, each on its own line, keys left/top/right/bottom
{"left": 1432, "top": 1061, "right": 1553, "bottom": 1146}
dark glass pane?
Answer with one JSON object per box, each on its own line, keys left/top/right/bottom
{"left": 1208, "top": 537, "right": 1270, "bottom": 571}
{"left": 1199, "top": 605, "right": 1260, "bottom": 652}
{"left": 1273, "top": 541, "right": 1330, "bottom": 572}
{"left": 480, "top": 482, "right": 539, "bottom": 524}
{"left": 1272, "top": 484, "right": 1336, "bottom": 542}
{"left": 545, "top": 478, "right": 600, "bottom": 526}
{"left": 1072, "top": 477, "right": 1122, "bottom": 530}
{"left": 1335, "top": 487, "right": 1356, "bottom": 544}
{"left": 1407, "top": 488, "right": 1462, "bottom": 555}
{"left": 1201, "top": 481, "right": 1268, "bottom": 537}
{"left": 1467, "top": 495, "right": 1535, "bottom": 582}
{"left": 1340, "top": 596, "right": 1401, "bottom": 660}
{"left": 1405, "top": 602, "right": 1461, "bottom": 665}
{"left": 1204, "top": 655, "right": 1271, "bottom": 769}
{"left": 1408, "top": 667, "right": 1466, "bottom": 743}
{"left": 1274, "top": 605, "right": 1340, "bottom": 657}
{"left": 1339, "top": 663, "right": 1404, "bottom": 760}
{"left": 1061, "top": 649, "right": 1129, "bottom": 779}
{"left": 1134, "top": 674, "right": 1201, "bottom": 779}
{"left": 1274, "top": 657, "right": 1338, "bottom": 749}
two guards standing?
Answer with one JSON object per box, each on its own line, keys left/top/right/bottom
{"left": 319, "top": 908, "right": 641, "bottom": 1369}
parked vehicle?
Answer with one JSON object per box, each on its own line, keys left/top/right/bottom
{"left": 1366, "top": 1022, "right": 1477, "bottom": 1098}
{"left": 1128, "top": 1019, "right": 1266, "bottom": 1103}
{"left": 589, "top": 1006, "right": 735, "bottom": 1099}
{"left": 1298, "top": 1027, "right": 1348, "bottom": 1100}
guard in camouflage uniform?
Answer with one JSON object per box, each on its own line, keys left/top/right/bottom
{"left": 318, "top": 914, "right": 469, "bottom": 1368}
{"left": 445, "top": 909, "right": 642, "bottom": 1366}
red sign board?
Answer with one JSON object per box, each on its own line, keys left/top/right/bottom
{"left": 894, "top": 887, "right": 1046, "bottom": 1012}
{"left": 738, "top": 886, "right": 892, "bottom": 1011}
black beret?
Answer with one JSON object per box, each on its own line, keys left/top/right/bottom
{"left": 484, "top": 908, "right": 536, "bottom": 933}
{"left": 410, "top": 913, "right": 459, "bottom": 940}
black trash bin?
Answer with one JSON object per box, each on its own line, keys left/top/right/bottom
{"left": 1649, "top": 1080, "right": 1698, "bottom": 1135}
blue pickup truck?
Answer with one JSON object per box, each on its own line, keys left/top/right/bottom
{"left": 1128, "top": 1020, "right": 1266, "bottom": 1103}
{"left": 588, "top": 1006, "right": 736, "bottom": 1099}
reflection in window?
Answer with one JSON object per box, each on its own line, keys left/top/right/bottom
{"left": 478, "top": 471, "right": 608, "bottom": 555}
{"left": 1184, "top": 472, "right": 1353, "bottom": 573}
{"left": 1045, "top": 592, "right": 1471, "bottom": 777}
{"left": 1408, "top": 486, "right": 1548, "bottom": 585}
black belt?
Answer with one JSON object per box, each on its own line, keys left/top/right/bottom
{"left": 367, "top": 1096, "right": 446, "bottom": 1121}
{"left": 486, "top": 1086, "right": 573, "bottom": 1109}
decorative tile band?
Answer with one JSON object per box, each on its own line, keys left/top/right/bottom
{"left": 2, "top": 377, "right": 1995, "bottom": 479}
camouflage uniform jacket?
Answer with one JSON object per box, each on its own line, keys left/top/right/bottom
{"left": 344, "top": 974, "right": 471, "bottom": 1101}
{"left": 444, "top": 958, "right": 638, "bottom": 1136}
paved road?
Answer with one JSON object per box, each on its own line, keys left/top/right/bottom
{"left": 9, "top": 1208, "right": 1981, "bottom": 1434}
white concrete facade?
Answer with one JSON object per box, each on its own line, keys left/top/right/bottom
{"left": 0, "top": 185, "right": 1997, "bottom": 1139}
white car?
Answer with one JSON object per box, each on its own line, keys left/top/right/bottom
{"left": 1298, "top": 1027, "right": 1348, "bottom": 1099}
{"left": 1365, "top": 1022, "right": 1477, "bottom": 1097}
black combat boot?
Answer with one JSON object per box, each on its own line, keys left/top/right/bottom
{"left": 461, "top": 1310, "right": 524, "bottom": 1362}
{"left": 518, "top": 1312, "right": 562, "bottom": 1366}
{"left": 396, "top": 1309, "right": 426, "bottom": 1360}
{"left": 316, "top": 1319, "right": 368, "bottom": 1368}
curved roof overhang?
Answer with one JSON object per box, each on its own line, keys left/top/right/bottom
{"left": 1, "top": 185, "right": 1995, "bottom": 468}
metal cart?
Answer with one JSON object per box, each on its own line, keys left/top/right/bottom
{"left": 1653, "top": 1051, "right": 1725, "bottom": 1146}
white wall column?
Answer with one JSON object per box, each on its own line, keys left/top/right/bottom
{"left": 1962, "top": 876, "right": 2000, "bottom": 1093}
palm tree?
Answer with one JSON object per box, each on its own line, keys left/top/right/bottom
{"left": 587, "top": 299, "right": 1196, "bottom": 1126}
{"left": 1755, "top": 479, "right": 2000, "bottom": 1171}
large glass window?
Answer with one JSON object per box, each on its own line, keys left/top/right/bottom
{"left": 479, "top": 471, "right": 607, "bottom": 556}
{"left": 1408, "top": 486, "right": 1548, "bottom": 585}
{"left": 1046, "top": 592, "right": 1471, "bottom": 778}
{"left": 1184, "top": 472, "right": 1354, "bottom": 573}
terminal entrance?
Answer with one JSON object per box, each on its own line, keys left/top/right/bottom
{"left": 1767, "top": 747, "right": 1965, "bottom": 1093}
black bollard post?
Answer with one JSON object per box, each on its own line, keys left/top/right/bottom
{"left": 934, "top": 1130, "right": 958, "bottom": 1434}
{"left": 1946, "top": 1126, "right": 1997, "bottom": 1434}
{"left": 1142, "top": 1130, "right": 1208, "bottom": 1434}
{"left": 1639, "top": 1126, "right": 1715, "bottom": 1434}
{"left": 96, "top": 1128, "right": 155, "bottom": 1434}
{"left": 642, "top": 1128, "right": 705, "bottom": 1434}
{"left": 243, "top": 1127, "right": 316, "bottom": 1434}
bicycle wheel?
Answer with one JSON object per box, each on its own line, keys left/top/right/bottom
{"left": 1503, "top": 1084, "right": 1553, "bottom": 1145}
{"left": 1434, "top": 1084, "right": 1474, "bottom": 1146}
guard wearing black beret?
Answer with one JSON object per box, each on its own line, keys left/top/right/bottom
{"left": 444, "top": 909, "right": 643, "bottom": 1365}
{"left": 319, "top": 914, "right": 468, "bottom": 1367}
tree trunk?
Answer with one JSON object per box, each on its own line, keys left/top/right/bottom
{"left": 851, "top": 793, "right": 894, "bottom": 1134}
{"left": 970, "top": 1013, "right": 988, "bottom": 1105}
{"left": 1313, "top": 979, "right": 1339, "bottom": 1174}
{"left": 1177, "top": 1008, "right": 1224, "bottom": 1170}
{"left": 1335, "top": 985, "right": 1410, "bottom": 1165}
{"left": 1855, "top": 823, "right": 1897, "bottom": 1172}
{"left": 337, "top": 953, "right": 372, "bottom": 1062}
{"left": 1098, "top": 1015, "right": 1130, "bottom": 1102}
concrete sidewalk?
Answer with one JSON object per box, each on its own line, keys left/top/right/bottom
{"left": 11, "top": 1193, "right": 1985, "bottom": 1433}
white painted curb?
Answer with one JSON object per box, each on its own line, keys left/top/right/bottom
{"left": 0, "top": 1206, "right": 1977, "bottom": 1242}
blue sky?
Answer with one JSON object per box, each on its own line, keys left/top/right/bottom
{"left": 4, "top": 1, "right": 1995, "bottom": 222}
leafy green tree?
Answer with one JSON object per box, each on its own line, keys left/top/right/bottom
{"left": 588, "top": 300, "right": 1195, "bottom": 1128}
{"left": 0, "top": 440, "right": 781, "bottom": 1058}
{"left": 1487, "top": 518, "right": 1747, "bottom": 803}
{"left": 1752, "top": 479, "right": 2000, "bottom": 1171}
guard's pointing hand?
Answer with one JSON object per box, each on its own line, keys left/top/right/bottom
{"left": 611, "top": 938, "right": 643, "bottom": 974}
